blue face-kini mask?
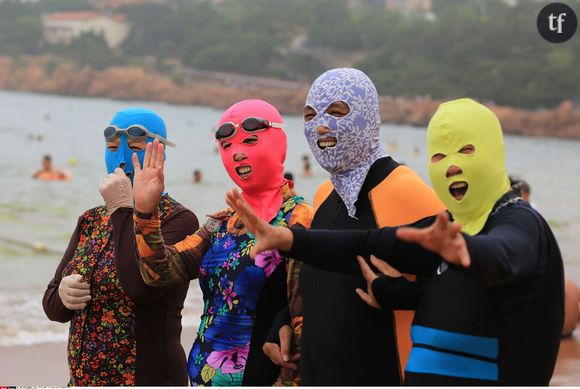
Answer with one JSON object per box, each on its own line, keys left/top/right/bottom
{"left": 104, "top": 108, "right": 167, "bottom": 182}
{"left": 304, "top": 68, "right": 388, "bottom": 218}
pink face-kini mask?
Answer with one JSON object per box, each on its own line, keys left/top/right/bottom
{"left": 217, "top": 99, "right": 287, "bottom": 222}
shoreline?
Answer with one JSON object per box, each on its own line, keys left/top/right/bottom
{"left": 1, "top": 56, "right": 579, "bottom": 140}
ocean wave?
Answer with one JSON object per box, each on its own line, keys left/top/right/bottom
{"left": 0, "top": 286, "right": 204, "bottom": 347}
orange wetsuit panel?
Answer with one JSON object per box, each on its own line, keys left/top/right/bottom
{"left": 369, "top": 165, "right": 446, "bottom": 377}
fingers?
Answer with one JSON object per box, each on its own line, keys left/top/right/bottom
{"left": 225, "top": 190, "right": 236, "bottom": 210}
{"left": 143, "top": 142, "right": 152, "bottom": 168}
{"left": 67, "top": 274, "right": 90, "bottom": 289}
{"left": 370, "top": 255, "right": 402, "bottom": 278}
{"left": 154, "top": 141, "right": 165, "bottom": 169}
{"left": 262, "top": 343, "right": 297, "bottom": 370}
{"left": 113, "top": 167, "right": 125, "bottom": 177}
{"left": 455, "top": 233, "right": 471, "bottom": 268}
{"left": 65, "top": 302, "right": 89, "bottom": 311}
{"left": 133, "top": 153, "right": 141, "bottom": 174}
{"left": 66, "top": 294, "right": 92, "bottom": 304}
{"left": 433, "top": 211, "right": 449, "bottom": 230}
{"left": 66, "top": 287, "right": 91, "bottom": 297}
{"left": 357, "top": 255, "right": 377, "bottom": 283}
{"left": 150, "top": 139, "right": 159, "bottom": 169}
{"left": 279, "top": 325, "right": 292, "bottom": 362}
{"left": 355, "top": 288, "right": 379, "bottom": 309}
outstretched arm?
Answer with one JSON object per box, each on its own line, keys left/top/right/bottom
{"left": 226, "top": 188, "right": 440, "bottom": 276}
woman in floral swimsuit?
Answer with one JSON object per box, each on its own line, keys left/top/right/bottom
{"left": 108, "top": 100, "right": 313, "bottom": 386}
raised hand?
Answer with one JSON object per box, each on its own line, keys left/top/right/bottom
{"left": 396, "top": 212, "right": 471, "bottom": 267}
{"left": 225, "top": 188, "right": 293, "bottom": 258}
{"left": 355, "top": 255, "right": 402, "bottom": 309}
{"left": 132, "top": 139, "right": 165, "bottom": 214}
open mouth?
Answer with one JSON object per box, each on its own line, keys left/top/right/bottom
{"left": 235, "top": 165, "right": 253, "bottom": 179}
{"left": 449, "top": 181, "right": 468, "bottom": 201}
{"left": 317, "top": 137, "right": 337, "bottom": 150}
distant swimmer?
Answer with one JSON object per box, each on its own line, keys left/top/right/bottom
{"left": 302, "top": 154, "right": 312, "bottom": 177}
{"left": 411, "top": 146, "right": 420, "bottom": 158}
{"left": 192, "top": 169, "right": 203, "bottom": 184}
{"left": 33, "top": 155, "right": 70, "bottom": 181}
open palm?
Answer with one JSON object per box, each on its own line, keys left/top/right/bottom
{"left": 396, "top": 212, "right": 471, "bottom": 267}
{"left": 225, "top": 188, "right": 294, "bottom": 258}
{"left": 133, "top": 139, "right": 165, "bottom": 213}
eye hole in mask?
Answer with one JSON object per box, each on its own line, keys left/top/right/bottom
{"left": 107, "top": 139, "right": 119, "bottom": 152}
{"left": 431, "top": 144, "right": 476, "bottom": 162}
{"left": 242, "top": 135, "right": 259, "bottom": 145}
{"left": 325, "top": 100, "right": 350, "bottom": 118}
{"left": 304, "top": 105, "right": 316, "bottom": 122}
{"left": 221, "top": 140, "right": 232, "bottom": 150}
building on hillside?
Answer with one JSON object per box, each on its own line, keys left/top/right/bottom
{"left": 347, "top": 0, "right": 432, "bottom": 14}
{"left": 42, "top": 11, "right": 131, "bottom": 49}
{"left": 385, "top": 0, "right": 431, "bottom": 13}
{"left": 89, "top": 0, "right": 170, "bottom": 10}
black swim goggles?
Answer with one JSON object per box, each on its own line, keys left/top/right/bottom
{"left": 215, "top": 117, "right": 284, "bottom": 141}
{"left": 104, "top": 124, "right": 176, "bottom": 147}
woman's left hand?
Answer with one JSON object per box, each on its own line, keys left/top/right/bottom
{"left": 355, "top": 255, "right": 402, "bottom": 309}
{"left": 98, "top": 168, "right": 133, "bottom": 215}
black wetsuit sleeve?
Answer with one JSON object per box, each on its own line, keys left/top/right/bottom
{"left": 371, "top": 276, "right": 426, "bottom": 310}
{"left": 42, "top": 217, "right": 82, "bottom": 323}
{"left": 265, "top": 306, "right": 291, "bottom": 344}
{"left": 111, "top": 207, "right": 199, "bottom": 303}
{"left": 462, "top": 208, "right": 541, "bottom": 288}
{"left": 286, "top": 215, "right": 439, "bottom": 276}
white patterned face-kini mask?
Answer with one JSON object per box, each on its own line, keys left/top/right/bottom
{"left": 304, "top": 68, "right": 387, "bottom": 217}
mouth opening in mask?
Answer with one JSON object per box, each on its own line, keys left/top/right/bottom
{"left": 317, "top": 137, "right": 337, "bottom": 150}
{"left": 235, "top": 165, "right": 253, "bottom": 179}
{"left": 119, "top": 163, "right": 132, "bottom": 178}
{"left": 449, "top": 181, "right": 468, "bottom": 201}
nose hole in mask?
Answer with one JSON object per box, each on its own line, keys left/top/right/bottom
{"left": 119, "top": 163, "right": 126, "bottom": 169}
{"left": 125, "top": 172, "right": 133, "bottom": 178}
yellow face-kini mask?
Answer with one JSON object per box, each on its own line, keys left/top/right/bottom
{"left": 427, "top": 98, "right": 511, "bottom": 236}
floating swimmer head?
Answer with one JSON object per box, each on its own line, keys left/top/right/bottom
{"left": 104, "top": 108, "right": 168, "bottom": 182}
{"left": 427, "top": 98, "right": 511, "bottom": 235}
{"left": 216, "top": 99, "right": 287, "bottom": 221}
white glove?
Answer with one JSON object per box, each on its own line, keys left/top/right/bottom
{"left": 58, "top": 274, "right": 91, "bottom": 311}
{"left": 98, "top": 168, "right": 133, "bottom": 215}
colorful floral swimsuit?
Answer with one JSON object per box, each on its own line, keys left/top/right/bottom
{"left": 135, "top": 186, "right": 312, "bottom": 386}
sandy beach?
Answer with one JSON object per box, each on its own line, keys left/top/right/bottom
{"left": 3, "top": 266, "right": 580, "bottom": 386}
{"left": 1, "top": 329, "right": 579, "bottom": 386}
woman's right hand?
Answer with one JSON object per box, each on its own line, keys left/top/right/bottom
{"left": 225, "top": 189, "right": 294, "bottom": 258}
{"left": 58, "top": 274, "right": 91, "bottom": 310}
{"left": 133, "top": 139, "right": 165, "bottom": 214}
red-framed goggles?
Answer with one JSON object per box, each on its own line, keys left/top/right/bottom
{"left": 215, "top": 117, "right": 284, "bottom": 141}
{"left": 104, "top": 124, "right": 176, "bottom": 147}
